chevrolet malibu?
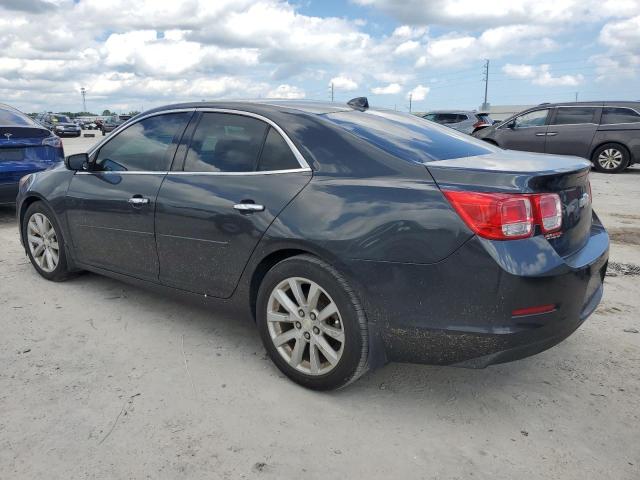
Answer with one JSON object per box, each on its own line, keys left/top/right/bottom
{"left": 16, "top": 99, "right": 609, "bottom": 390}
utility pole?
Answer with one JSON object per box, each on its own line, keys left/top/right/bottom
{"left": 482, "top": 59, "right": 489, "bottom": 110}
{"left": 331, "top": 82, "right": 334, "bottom": 102}
{"left": 80, "top": 87, "right": 87, "bottom": 112}
{"left": 575, "top": 91, "right": 579, "bottom": 102}
{"left": 409, "top": 93, "right": 412, "bottom": 113}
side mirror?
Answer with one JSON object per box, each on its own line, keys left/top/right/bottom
{"left": 507, "top": 120, "right": 516, "bottom": 129}
{"left": 65, "top": 153, "right": 90, "bottom": 171}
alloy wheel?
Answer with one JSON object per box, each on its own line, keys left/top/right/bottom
{"left": 598, "top": 148, "right": 623, "bottom": 170}
{"left": 27, "top": 212, "right": 59, "bottom": 273}
{"left": 266, "top": 277, "right": 345, "bottom": 376}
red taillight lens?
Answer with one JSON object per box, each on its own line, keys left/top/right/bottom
{"left": 534, "top": 193, "right": 562, "bottom": 233}
{"left": 443, "top": 191, "right": 533, "bottom": 240}
{"left": 512, "top": 304, "right": 556, "bottom": 317}
{"left": 472, "top": 121, "right": 488, "bottom": 129}
{"left": 443, "top": 190, "right": 563, "bottom": 241}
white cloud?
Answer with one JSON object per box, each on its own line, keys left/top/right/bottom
{"left": 267, "top": 84, "right": 306, "bottom": 99}
{"left": 330, "top": 76, "right": 358, "bottom": 91}
{"left": 371, "top": 83, "right": 403, "bottom": 95}
{"left": 394, "top": 40, "right": 420, "bottom": 55}
{"left": 502, "top": 64, "right": 584, "bottom": 86}
{"left": 407, "top": 85, "right": 429, "bottom": 101}
{"left": 593, "top": 15, "right": 640, "bottom": 80}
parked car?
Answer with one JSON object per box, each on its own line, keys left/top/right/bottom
{"left": 422, "top": 110, "right": 494, "bottom": 134}
{"left": 37, "top": 113, "right": 82, "bottom": 137}
{"left": 84, "top": 122, "right": 98, "bottom": 130}
{"left": 0, "top": 103, "right": 64, "bottom": 204}
{"left": 474, "top": 101, "right": 640, "bottom": 173}
{"left": 100, "top": 114, "right": 132, "bottom": 136}
{"left": 16, "top": 99, "right": 608, "bottom": 390}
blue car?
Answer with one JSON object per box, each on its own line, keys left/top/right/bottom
{"left": 0, "top": 103, "right": 64, "bottom": 205}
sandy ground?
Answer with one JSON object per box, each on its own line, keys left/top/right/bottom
{"left": 1, "top": 133, "right": 639, "bottom": 479}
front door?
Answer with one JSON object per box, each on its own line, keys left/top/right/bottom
{"left": 544, "top": 106, "right": 600, "bottom": 158}
{"left": 65, "top": 111, "right": 192, "bottom": 280}
{"left": 494, "top": 108, "right": 550, "bottom": 153}
{"left": 155, "top": 111, "right": 311, "bottom": 297}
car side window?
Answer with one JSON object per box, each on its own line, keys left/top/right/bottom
{"left": 552, "top": 107, "right": 597, "bottom": 125}
{"left": 438, "top": 113, "right": 459, "bottom": 124}
{"left": 257, "top": 127, "right": 300, "bottom": 171}
{"left": 601, "top": 107, "right": 640, "bottom": 124}
{"left": 184, "top": 113, "right": 268, "bottom": 172}
{"left": 513, "top": 109, "right": 549, "bottom": 128}
{"left": 423, "top": 114, "right": 437, "bottom": 121}
{"left": 456, "top": 114, "right": 468, "bottom": 122}
{"left": 95, "top": 112, "right": 191, "bottom": 172}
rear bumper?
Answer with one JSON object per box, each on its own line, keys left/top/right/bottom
{"left": 347, "top": 216, "right": 609, "bottom": 367}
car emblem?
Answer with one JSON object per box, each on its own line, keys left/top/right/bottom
{"left": 579, "top": 192, "right": 590, "bottom": 208}
{"left": 3, "top": 133, "right": 12, "bottom": 140}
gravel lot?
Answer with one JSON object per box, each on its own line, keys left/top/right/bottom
{"left": 1, "top": 133, "right": 639, "bottom": 479}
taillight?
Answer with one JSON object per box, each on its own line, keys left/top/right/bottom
{"left": 443, "top": 191, "right": 562, "bottom": 241}
{"left": 472, "top": 121, "right": 488, "bottom": 129}
{"left": 42, "top": 136, "right": 62, "bottom": 148}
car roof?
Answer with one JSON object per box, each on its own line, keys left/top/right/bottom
{"left": 141, "top": 100, "right": 355, "bottom": 118}
{"left": 533, "top": 101, "right": 640, "bottom": 108}
{"left": 425, "top": 110, "right": 478, "bottom": 114}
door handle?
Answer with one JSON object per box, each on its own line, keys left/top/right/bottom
{"left": 546, "top": 132, "right": 558, "bottom": 136}
{"left": 128, "top": 196, "right": 149, "bottom": 205}
{"left": 535, "top": 132, "right": 547, "bottom": 136}
{"left": 234, "top": 203, "right": 264, "bottom": 212}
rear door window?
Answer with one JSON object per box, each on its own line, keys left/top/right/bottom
{"left": 257, "top": 127, "right": 300, "bottom": 171}
{"left": 437, "top": 113, "right": 459, "bottom": 124}
{"left": 184, "top": 113, "right": 268, "bottom": 172}
{"left": 552, "top": 107, "right": 597, "bottom": 125}
{"left": 601, "top": 107, "right": 640, "bottom": 124}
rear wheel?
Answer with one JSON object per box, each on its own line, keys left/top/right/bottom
{"left": 592, "top": 143, "right": 629, "bottom": 173}
{"left": 256, "top": 255, "right": 368, "bottom": 390}
{"left": 22, "top": 202, "right": 74, "bottom": 281}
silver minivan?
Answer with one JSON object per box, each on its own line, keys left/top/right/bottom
{"left": 474, "top": 102, "right": 640, "bottom": 173}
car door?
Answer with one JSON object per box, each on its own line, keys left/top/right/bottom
{"left": 155, "top": 110, "right": 312, "bottom": 298}
{"left": 65, "top": 111, "right": 192, "bottom": 280}
{"left": 544, "top": 106, "right": 600, "bottom": 158}
{"left": 494, "top": 108, "right": 550, "bottom": 152}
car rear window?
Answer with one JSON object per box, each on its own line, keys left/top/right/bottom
{"left": 477, "top": 113, "right": 493, "bottom": 123}
{"left": 601, "top": 107, "right": 640, "bottom": 124}
{"left": 0, "top": 107, "right": 35, "bottom": 126}
{"left": 323, "top": 109, "right": 493, "bottom": 163}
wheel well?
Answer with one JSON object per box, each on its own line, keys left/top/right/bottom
{"left": 18, "top": 196, "right": 43, "bottom": 243}
{"left": 249, "top": 248, "right": 315, "bottom": 321}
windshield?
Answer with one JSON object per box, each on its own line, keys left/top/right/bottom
{"left": 0, "top": 107, "right": 36, "bottom": 126}
{"left": 323, "top": 109, "right": 493, "bottom": 163}
{"left": 52, "top": 115, "right": 71, "bottom": 123}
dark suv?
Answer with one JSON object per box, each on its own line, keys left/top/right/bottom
{"left": 100, "top": 114, "right": 132, "bottom": 136}
{"left": 474, "top": 102, "right": 640, "bottom": 173}
{"left": 37, "top": 113, "right": 81, "bottom": 137}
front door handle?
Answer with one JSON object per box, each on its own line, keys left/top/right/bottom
{"left": 234, "top": 203, "right": 265, "bottom": 212}
{"left": 535, "top": 132, "right": 547, "bottom": 136}
{"left": 128, "top": 196, "right": 149, "bottom": 205}
{"left": 546, "top": 132, "right": 558, "bottom": 136}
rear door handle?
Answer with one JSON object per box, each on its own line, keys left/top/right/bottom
{"left": 546, "top": 132, "right": 558, "bottom": 136}
{"left": 128, "top": 196, "right": 149, "bottom": 205}
{"left": 535, "top": 132, "right": 547, "bottom": 136}
{"left": 234, "top": 203, "right": 264, "bottom": 212}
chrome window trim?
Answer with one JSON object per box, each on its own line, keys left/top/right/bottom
{"left": 194, "top": 107, "right": 311, "bottom": 171}
{"left": 84, "top": 107, "right": 312, "bottom": 174}
{"left": 547, "top": 123, "right": 598, "bottom": 127}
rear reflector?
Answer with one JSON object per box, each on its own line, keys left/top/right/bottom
{"left": 443, "top": 190, "right": 563, "bottom": 241}
{"left": 512, "top": 304, "right": 556, "bottom": 317}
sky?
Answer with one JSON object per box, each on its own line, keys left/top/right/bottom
{"left": 1, "top": 0, "right": 639, "bottom": 114}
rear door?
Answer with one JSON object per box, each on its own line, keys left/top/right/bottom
{"left": 494, "top": 108, "right": 550, "bottom": 153}
{"left": 65, "top": 111, "right": 192, "bottom": 280}
{"left": 155, "top": 110, "right": 312, "bottom": 298}
{"left": 545, "top": 106, "right": 600, "bottom": 158}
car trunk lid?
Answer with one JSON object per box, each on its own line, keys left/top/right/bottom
{"left": 426, "top": 150, "right": 593, "bottom": 258}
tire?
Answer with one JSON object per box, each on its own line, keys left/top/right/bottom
{"left": 22, "top": 201, "right": 74, "bottom": 282}
{"left": 592, "top": 143, "right": 630, "bottom": 173}
{"left": 101, "top": 129, "right": 106, "bottom": 136}
{"left": 256, "top": 254, "right": 369, "bottom": 390}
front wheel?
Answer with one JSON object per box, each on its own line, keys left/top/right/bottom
{"left": 592, "top": 143, "right": 630, "bottom": 173}
{"left": 256, "top": 255, "right": 369, "bottom": 390}
{"left": 22, "top": 202, "right": 74, "bottom": 281}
